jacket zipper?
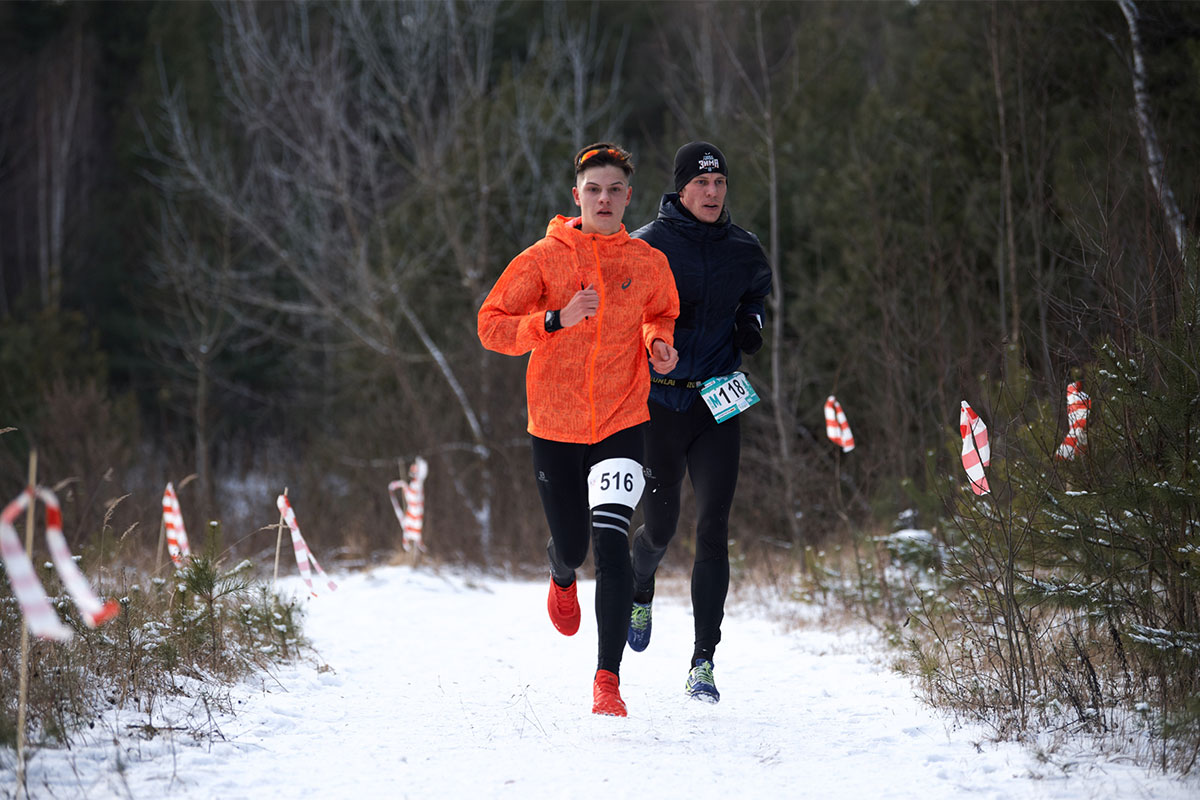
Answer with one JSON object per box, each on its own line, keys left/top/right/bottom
{"left": 587, "top": 237, "right": 606, "bottom": 443}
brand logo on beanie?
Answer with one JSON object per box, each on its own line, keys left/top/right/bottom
{"left": 674, "top": 142, "right": 727, "bottom": 191}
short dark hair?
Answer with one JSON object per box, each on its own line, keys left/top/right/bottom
{"left": 573, "top": 142, "right": 634, "bottom": 178}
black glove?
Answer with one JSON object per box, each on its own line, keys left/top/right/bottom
{"left": 732, "top": 316, "right": 763, "bottom": 355}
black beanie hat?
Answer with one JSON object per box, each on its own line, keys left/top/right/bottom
{"left": 673, "top": 141, "right": 727, "bottom": 192}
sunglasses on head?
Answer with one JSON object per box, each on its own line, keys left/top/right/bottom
{"left": 577, "top": 147, "right": 625, "bottom": 168}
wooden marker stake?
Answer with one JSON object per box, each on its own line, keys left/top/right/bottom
{"left": 16, "top": 449, "right": 38, "bottom": 799}
{"left": 273, "top": 487, "right": 287, "bottom": 586}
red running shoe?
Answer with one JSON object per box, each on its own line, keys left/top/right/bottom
{"left": 547, "top": 578, "right": 580, "bottom": 636}
{"left": 592, "top": 669, "right": 627, "bottom": 717}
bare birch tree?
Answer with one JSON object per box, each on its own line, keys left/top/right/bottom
{"left": 645, "top": 1, "right": 844, "bottom": 559}
{"left": 988, "top": 5, "right": 1021, "bottom": 353}
{"left": 145, "top": 192, "right": 279, "bottom": 519}
{"left": 654, "top": 1, "right": 739, "bottom": 134}
{"left": 147, "top": 0, "right": 629, "bottom": 562}
{"left": 714, "top": 3, "right": 862, "bottom": 558}
{"left": 1117, "top": 0, "right": 1188, "bottom": 269}
{"left": 34, "top": 18, "right": 93, "bottom": 312}
{"left": 1116, "top": 0, "right": 1194, "bottom": 331}
{"left": 722, "top": 6, "right": 804, "bottom": 553}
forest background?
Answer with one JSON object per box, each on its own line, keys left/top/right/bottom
{"left": 3, "top": 0, "right": 1195, "bottom": 565}
{"left": 2, "top": 0, "right": 1200, "bottom": 767}
{"left": 0, "top": 0, "right": 1195, "bottom": 562}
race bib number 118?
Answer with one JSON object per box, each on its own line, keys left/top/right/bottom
{"left": 700, "top": 372, "right": 760, "bottom": 423}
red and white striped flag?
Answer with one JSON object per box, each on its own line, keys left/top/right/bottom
{"left": 959, "top": 401, "right": 991, "bottom": 495}
{"left": 388, "top": 457, "right": 428, "bottom": 552}
{"left": 0, "top": 487, "right": 119, "bottom": 640}
{"left": 823, "top": 396, "right": 855, "bottom": 452}
{"left": 1055, "top": 381, "right": 1090, "bottom": 461}
{"left": 1, "top": 490, "right": 74, "bottom": 640}
{"left": 276, "top": 494, "right": 337, "bottom": 596}
{"left": 162, "top": 482, "right": 191, "bottom": 567}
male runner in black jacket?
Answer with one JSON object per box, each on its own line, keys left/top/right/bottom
{"left": 628, "top": 141, "right": 772, "bottom": 702}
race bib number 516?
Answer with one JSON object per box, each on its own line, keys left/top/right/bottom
{"left": 587, "top": 458, "right": 646, "bottom": 508}
{"left": 700, "top": 372, "right": 760, "bottom": 423}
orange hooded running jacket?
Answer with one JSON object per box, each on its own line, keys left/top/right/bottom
{"left": 478, "top": 215, "right": 679, "bottom": 445}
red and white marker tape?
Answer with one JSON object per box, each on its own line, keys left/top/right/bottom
{"left": 162, "top": 482, "right": 191, "bottom": 567}
{"left": 823, "top": 396, "right": 855, "bottom": 453}
{"left": 1055, "top": 381, "right": 1090, "bottom": 461}
{"left": 959, "top": 401, "right": 991, "bottom": 495}
{"left": 275, "top": 494, "right": 337, "bottom": 595}
{"left": 0, "top": 490, "right": 74, "bottom": 640}
{"left": 0, "top": 487, "right": 119, "bottom": 641}
{"left": 388, "top": 456, "right": 428, "bottom": 552}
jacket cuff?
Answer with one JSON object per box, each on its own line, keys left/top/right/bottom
{"left": 644, "top": 324, "right": 673, "bottom": 352}
{"left": 520, "top": 310, "right": 553, "bottom": 347}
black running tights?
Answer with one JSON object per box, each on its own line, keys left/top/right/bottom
{"left": 634, "top": 399, "right": 739, "bottom": 665}
{"left": 531, "top": 424, "right": 643, "bottom": 675}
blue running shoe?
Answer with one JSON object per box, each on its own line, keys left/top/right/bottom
{"left": 628, "top": 602, "right": 652, "bottom": 652}
{"left": 685, "top": 659, "right": 719, "bottom": 703}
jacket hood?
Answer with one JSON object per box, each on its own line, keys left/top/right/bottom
{"left": 546, "top": 214, "right": 631, "bottom": 248}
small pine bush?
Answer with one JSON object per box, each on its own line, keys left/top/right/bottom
{"left": 0, "top": 551, "right": 307, "bottom": 754}
{"left": 893, "top": 310, "right": 1200, "bottom": 771}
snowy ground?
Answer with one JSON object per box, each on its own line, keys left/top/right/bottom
{"left": 6, "top": 565, "right": 1198, "bottom": 799}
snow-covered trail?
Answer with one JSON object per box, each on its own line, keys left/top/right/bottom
{"left": 10, "top": 565, "right": 1195, "bottom": 799}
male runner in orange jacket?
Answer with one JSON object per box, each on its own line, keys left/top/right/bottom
{"left": 479, "top": 142, "right": 678, "bottom": 717}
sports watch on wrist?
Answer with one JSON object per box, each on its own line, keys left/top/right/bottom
{"left": 544, "top": 309, "right": 563, "bottom": 332}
